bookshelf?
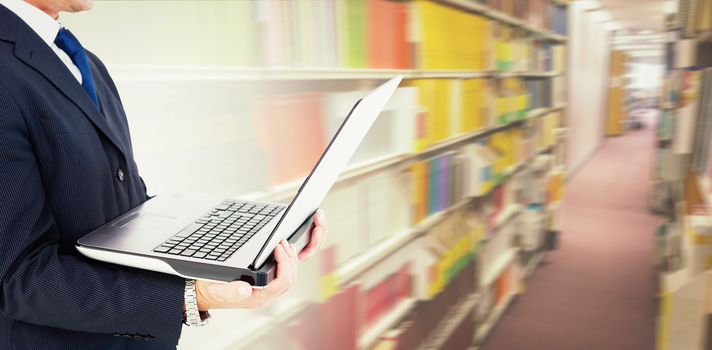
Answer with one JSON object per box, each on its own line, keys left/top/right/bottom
{"left": 244, "top": 104, "right": 565, "bottom": 204}
{"left": 333, "top": 148, "right": 548, "bottom": 288}
{"left": 654, "top": 1, "right": 712, "bottom": 349}
{"left": 58, "top": 0, "right": 568, "bottom": 349}
{"left": 107, "top": 65, "right": 564, "bottom": 82}
{"left": 435, "top": 0, "right": 567, "bottom": 43}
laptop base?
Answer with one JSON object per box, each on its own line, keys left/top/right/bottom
{"left": 77, "top": 214, "right": 314, "bottom": 287}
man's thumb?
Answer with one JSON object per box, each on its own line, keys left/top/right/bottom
{"left": 232, "top": 282, "right": 253, "bottom": 298}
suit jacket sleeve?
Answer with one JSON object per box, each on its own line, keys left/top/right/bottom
{"left": 0, "top": 79, "right": 186, "bottom": 343}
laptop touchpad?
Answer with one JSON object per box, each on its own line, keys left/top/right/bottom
{"left": 114, "top": 213, "right": 176, "bottom": 230}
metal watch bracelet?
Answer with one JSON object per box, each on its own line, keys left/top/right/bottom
{"left": 184, "top": 280, "right": 209, "bottom": 327}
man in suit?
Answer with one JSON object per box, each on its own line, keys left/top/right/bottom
{"left": 0, "top": 0, "right": 328, "bottom": 349}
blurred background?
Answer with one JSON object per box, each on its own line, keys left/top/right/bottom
{"left": 60, "top": 0, "right": 712, "bottom": 349}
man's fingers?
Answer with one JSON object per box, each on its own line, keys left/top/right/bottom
{"left": 315, "top": 209, "right": 328, "bottom": 230}
{"left": 197, "top": 240, "right": 301, "bottom": 310}
{"left": 271, "top": 240, "right": 294, "bottom": 292}
{"left": 286, "top": 242, "right": 299, "bottom": 283}
{"left": 299, "top": 226, "right": 323, "bottom": 261}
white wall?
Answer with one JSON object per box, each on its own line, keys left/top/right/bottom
{"left": 566, "top": 2, "right": 612, "bottom": 175}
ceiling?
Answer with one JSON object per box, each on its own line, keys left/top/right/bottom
{"left": 584, "top": 0, "right": 673, "bottom": 56}
{"left": 595, "top": 0, "right": 669, "bottom": 33}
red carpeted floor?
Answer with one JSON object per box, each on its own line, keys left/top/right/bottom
{"left": 481, "top": 115, "right": 660, "bottom": 350}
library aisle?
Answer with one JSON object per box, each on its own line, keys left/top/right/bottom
{"left": 482, "top": 111, "right": 660, "bottom": 350}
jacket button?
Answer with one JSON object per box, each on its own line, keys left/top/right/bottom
{"left": 117, "top": 168, "right": 125, "bottom": 182}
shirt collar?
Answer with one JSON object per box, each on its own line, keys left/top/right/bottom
{"left": 0, "top": 0, "right": 61, "bottom": 47}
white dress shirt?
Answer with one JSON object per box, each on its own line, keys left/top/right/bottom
{"left": 0, "top": 0, "right": 82, "bottom": 83}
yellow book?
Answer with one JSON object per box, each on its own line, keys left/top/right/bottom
{"left": 461, "top": 79, "right": 485, "bottom": 133}
{"left": 407, "top": 79, "right": 452, "bottom": 148}
{"left": 695, "top": 0, "right": 712, "bottom": 31}
{"left": 410, "top": 161, "right": 428, "bottom": 224}
{"left": 473, "top": 79, "right": 486, "bottom": 130}
{"left": 548, "top": 170, "right": 565, "bottom": 203}
{"left": 450, "top": 79, "right": 463, "bottom": 136}
{"left": 483, "top": 16, "right": 492, "bottom": 70}
{"left": 414, "top": 0, "right": 485, "bottom": 70}
{"left": 495, "top": 97, "right": 508, "bottom": 124}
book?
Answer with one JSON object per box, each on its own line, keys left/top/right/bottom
{"left": 361, "top": 170, "right": 405, "bottom": 247}
{"left": 412, "top": 0, "right": 487, "bottom": 70}
{"left": 606, "top": 50, "right": 627, "bottom": 136}
{"left": 674, "top": 71, "right": 702, "bottom": 154}
{"left": 287, "top": 284, "right": 359, "bottom": 350}
{"left": 320, "top": 183, "right": 362, "bottom": 267}
{"left": 339, "top": 0, "right": 367, "bottom": 68}
{"left": 406, "top": 79, "right": 453, "bottom": 150}
{"left": 410, "top": 161, "right": 429, "bottom": 224}
{"left": 253, "top": 93, "right": 327, "bottom": 185}
{"left": 692, "top": 69, "right": 712, "bottom": 174}
{"left": 460, "top": 79, "right": 488, "bottom": 133}
{"left": 367, "top": 0, "right": 412, "bottom": 69}
{"left": 323, "top": 87, "right": 419, "bottom": 165}
{"left": 675, "top": 39, "right": 698, "bottom": 69}
{"left": 362, "top": 263, "right": 413, "bottom": 329}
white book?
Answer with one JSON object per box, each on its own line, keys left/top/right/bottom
{"left": 520, "top": 208, "right": 545, "bottom": 251}
{"left": 323, "top": 87, "right": 418, "bottom": 165}
{"left": 460, "top": 144, "right": 493, "bottom": 197}
{"left": 662, "top": 270, "right": 707, "bottom": 350}
{"left": 687, "top": 214, "right": 712, "bottom": 276}
{"left": 320, "top": 183, "right": 362, "bottom": 267}
{"left": 360, "top": 171, "right": 398, "bottom": 247}
{"left": 674, "top": 103, "right": 700, "bottom": 154}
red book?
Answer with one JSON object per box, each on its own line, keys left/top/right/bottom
{"left": 287, "top": 285, "right": 359, "bottom": 350}
{"left": 323, "top": 285, "right": 359, "bottom": 350}
{"left": 253, "top": 93, "right": 327, "bottom": 185}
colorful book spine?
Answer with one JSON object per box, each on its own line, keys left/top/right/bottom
{"left": 339, "top": 0, "right": 367, "bottom": 68}
{"left": 411, "top": 161, "right": 428, "bottom": 224}
{"left": 428, "top": 157, "right": 439, "bottom": 215}
{"left": 367, "top": 0, "right": 411, "bottom": 69}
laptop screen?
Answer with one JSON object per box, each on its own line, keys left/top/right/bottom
{"left": 251, "top": 76, "right": 403, "bottom": 269}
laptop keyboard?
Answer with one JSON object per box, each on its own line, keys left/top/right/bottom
{"left": 152, "top": 201, "right": 285, "bottom": 262}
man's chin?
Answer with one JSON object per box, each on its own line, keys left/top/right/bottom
{"left": 69, "top": 0, "right": 93, "bottom": 13}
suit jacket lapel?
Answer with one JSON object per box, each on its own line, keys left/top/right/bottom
{"left": 10, "top": 18, "right": 129, "bottom": 158}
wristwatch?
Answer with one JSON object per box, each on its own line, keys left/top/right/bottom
{"left": 184, "top": 280, "right": 210, "bottom": 327}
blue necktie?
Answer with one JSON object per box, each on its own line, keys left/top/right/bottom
{"left": 54, "top": 28, "right": 100, "bottom": 109}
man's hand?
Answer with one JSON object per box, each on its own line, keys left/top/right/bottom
{"left": 194, "top": 210, "right": 328, "bottom": 310}
{"left": 195, "top": 239, "right": 298, "bottom": 310}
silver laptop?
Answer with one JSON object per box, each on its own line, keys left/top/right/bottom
{"left": 77, "top": 76, "right": 403, "bottom": 287}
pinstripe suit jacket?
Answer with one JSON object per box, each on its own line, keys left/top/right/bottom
{"left": 0, "top": 5, "right": 185, "bottom": 350}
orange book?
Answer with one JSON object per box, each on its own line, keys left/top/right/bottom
{"left": 253, "top": 93, "right": 327, "bottom": 185}
{"left": 410, "top": 161, "right": 428, "bottom": 223}
{"left": 367, "top": 0, "right": 411, "bottom": 69}
{"left": 494, "top": 266, "right": 510, "bottom": 305}
{"left": 391, "top": 1, "right": 411, "bottom": 69}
